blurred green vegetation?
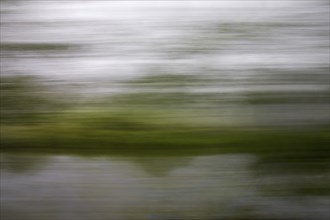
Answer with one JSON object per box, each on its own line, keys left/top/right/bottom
{"left": 1, "top": 108, "right": 328, "bottom": 160}
{"left": 245, "top": 91, "right": 329, "bottom": 105}
{"left": 0, "top": 75, "right": 66, "bottom": 124}
{"left": 0, "top": 75, "right": 329, "bottom": 168}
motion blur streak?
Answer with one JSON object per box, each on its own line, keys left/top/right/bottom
{"left": 0, "top": 1, "right": 329, "bottom": 220}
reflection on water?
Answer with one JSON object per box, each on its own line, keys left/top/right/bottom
{"left": 1, "top": 153, "right": 329, "bottom": 220}
{"left": 0, "top": 154, "right": 48, "bottom": 173}
{"left": 128, "top": 157, "right": 193, "bottom": 177}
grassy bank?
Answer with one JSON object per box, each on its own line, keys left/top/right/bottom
{"left": 1, "top": 111, "right": 329, "bottom": 159}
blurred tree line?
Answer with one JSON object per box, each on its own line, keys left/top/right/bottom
{"left": 0, "top": 75, "right": 65, "bottom": 124}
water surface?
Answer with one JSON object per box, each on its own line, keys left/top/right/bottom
{"left": 1, "top": 153, "right": 329, "bottom": 220}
